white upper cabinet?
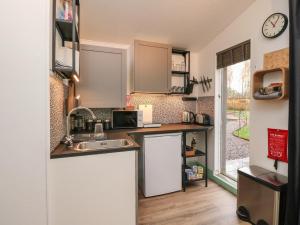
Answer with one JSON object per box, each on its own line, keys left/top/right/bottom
{"left": 132, "top": 40, "right": 172, "bottom": 93}
{"left": 78, "top": 43, "right": 128, "bottom": 108}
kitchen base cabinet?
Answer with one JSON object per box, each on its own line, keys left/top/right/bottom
{"left": 49, "top": 151, "right": 137, "bottom": 225}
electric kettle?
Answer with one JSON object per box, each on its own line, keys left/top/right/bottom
{"left": 182, "top": 111, "right": 196, "bottom": 123}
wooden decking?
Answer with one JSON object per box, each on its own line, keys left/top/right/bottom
{"left": 138, "top": 181, "right": 248, "bottom": 225}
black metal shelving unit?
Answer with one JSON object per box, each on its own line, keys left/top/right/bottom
{"left": 55, "top": 19, "right": 79, "bottom": 44}
{"left": 182, "top": 130, "right": 208, "bottom": 191}
{"left": 171, "top": 49, "right": 191, "bottom": 95}
{"left": 172, "top": 71, "right": 189, "bottom": 75}
{"left": 52, "top": 0, "right": 80, "bottom": 80}
{"left": 186, "top": 149, "right": 206, "bottom": 157}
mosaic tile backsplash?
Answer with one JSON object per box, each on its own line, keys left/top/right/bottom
{"left": 50, "top": 78, "right": 214, "bottom": 152}
{"left": 50, "top": 74, "right": 67, "bottom": 152}
{"left": 197, "top": 96, "right": 215, "bottom": 124}
{"left": 129, "top": 95, "right": 196, "bottom": 124}
{"left": 79, "top": 95, "right": 196, "bottom": 123}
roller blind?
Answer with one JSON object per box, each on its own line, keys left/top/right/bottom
{"left": 216, "top": 40, "right": 250, "bottom": 69}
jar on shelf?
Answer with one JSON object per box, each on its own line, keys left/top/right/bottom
{"left": 76, "top": 115, "right": 84, "bottom": 132}
{"left": 86, "top": 119, "right": 94, "bottom": 132}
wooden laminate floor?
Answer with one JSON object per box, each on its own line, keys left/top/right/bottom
{"left": 138, "top": 181, "right": 248, "bottom": 225}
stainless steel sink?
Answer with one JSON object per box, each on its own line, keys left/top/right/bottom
{"left": 73, "top": 139, "right": 134, "bottom": 152}
{"left": 72, "top": 133, "right": 106, "bottom": 142}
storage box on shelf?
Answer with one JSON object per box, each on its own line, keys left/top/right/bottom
{"left": 185, "top": 147, "right": 206, "bottom": 158}
{"left": 184, "top": 146, "right": 206, "bottom": 184}
{"left": 185, "top": 163, "right": 205, "bottom": 183}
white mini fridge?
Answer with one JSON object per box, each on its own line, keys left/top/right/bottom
{"left": 139, "top": 133, "right": 182, "bottom": 197}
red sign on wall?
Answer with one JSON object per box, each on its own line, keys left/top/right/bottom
{"left": 268, "top": 128, "right": 288, "bottom": 163}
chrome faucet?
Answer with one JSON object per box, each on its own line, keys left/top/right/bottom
{"left": 65, "top": 106, "right": 97, "bottom": 146}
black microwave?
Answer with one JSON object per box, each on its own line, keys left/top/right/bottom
{"left": 112, "top": 110, "right": 143, "bottom": 129}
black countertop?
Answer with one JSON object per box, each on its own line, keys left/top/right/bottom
{"left": 122, "top": 123, "right": 213, "bottom": 135}
{"left": 51, "top": 123, "right": 213, "bottom": 159}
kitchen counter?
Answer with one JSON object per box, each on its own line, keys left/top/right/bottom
{"left": 127, "top": 123, "right": 213, "bottom": 135}
{"left": 51, "top": 131, "right": 140, "bottom": 159}
{"left": 105, "top": 123, "right": 213, "bottom": 136}
{"left": 51, "top": 123, "right": 213, "bottom": 159}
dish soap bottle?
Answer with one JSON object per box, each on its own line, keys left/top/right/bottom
{"left": 191, "top": 138, "right": 196, "bottom": 155}
{"left": 191, "top": 138, "right": 196, "bottom": 150}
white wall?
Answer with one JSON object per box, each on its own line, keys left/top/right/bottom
{"left": 0, "top": 0, "right": 50, "bottom": 225}
{"left": 197, "top": 0, "right": 289, "bottom": 175}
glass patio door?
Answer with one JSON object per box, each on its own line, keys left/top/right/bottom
{"left": 220, "top": 60, "right": 251, "bottom": 180}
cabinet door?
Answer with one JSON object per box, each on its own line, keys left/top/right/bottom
{"left": 78, "top": 45, "right": 126, "bottom": 108}
{"left": 133, "top": 40, "right": 171, "bottom": 93}
{"left": 144, "top": 133, "right": 182, "bottom": 197}
{"left": 49, "top": 151, "right": 137, "bottom": 225}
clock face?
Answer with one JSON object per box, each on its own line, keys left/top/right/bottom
{"left": 262, "top": 13, "right": 288, "bottom": 38}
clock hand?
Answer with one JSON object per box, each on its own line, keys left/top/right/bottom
{"left": 270, "top": 20, "right": 275, "bottom": 27}
{"left": 274, "top": 15, "right": 280, "bottom": 25}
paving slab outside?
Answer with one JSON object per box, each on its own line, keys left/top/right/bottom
{"left": 225, "top": 111, "right": 250, "bottom": 179}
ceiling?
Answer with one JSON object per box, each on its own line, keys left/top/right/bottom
{"left": 80, "top": 0, "right": 255, "bottom": 51}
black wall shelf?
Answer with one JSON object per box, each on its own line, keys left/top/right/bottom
{"left": 172, "top": 49, "right": 190, "bottom": 55}
{"left": 56, "top": 19, "right": 79, "bottom": 44}
{"left": 172, "top": 71, "right": 189, "bottom": 75}
{"left": 182, "top": 97, "right": 197, "bottom": 101}
{"left": 52, "top": 0, "right": 80, "bottom": 80}
{"left": 171, "top": 49, "right": 191, "bottom": 95}
{"left": 54, "top": 67, "right": 76, "bottom": 79}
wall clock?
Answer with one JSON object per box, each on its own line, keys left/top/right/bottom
{"left": 262, "top": 13, "right": 288, "bottom": 39}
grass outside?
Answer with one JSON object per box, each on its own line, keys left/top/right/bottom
{"left": 233, "top": 125, "right": 250, "bottom": 141}
{"left": 227, "top": 110, "right": 249, "bottom": 120}
{"left": 227, "top": 98, "right": 250, "bottom": 111}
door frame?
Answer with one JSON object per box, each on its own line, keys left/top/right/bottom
{"left": 216, "top": 67, "right": 238, "bottom": 180}
{"left": 215, "top": 61, "right": 251, "bottom": 181}
{"left": 214, "top": 68, "right": 225, "bottom": 174}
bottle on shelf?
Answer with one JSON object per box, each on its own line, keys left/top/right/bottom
{"left": 191, "top": 137, "right": 196, "bottom": 150}
{"left": 185, "top": 138, "right": 196, "bottom": 157}
{"left": 64, "top": 0, "right": 73, "bottom": 21}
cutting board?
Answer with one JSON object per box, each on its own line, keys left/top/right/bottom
{"left": 139, "top": 104, "right": 153, "bottom": 124}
